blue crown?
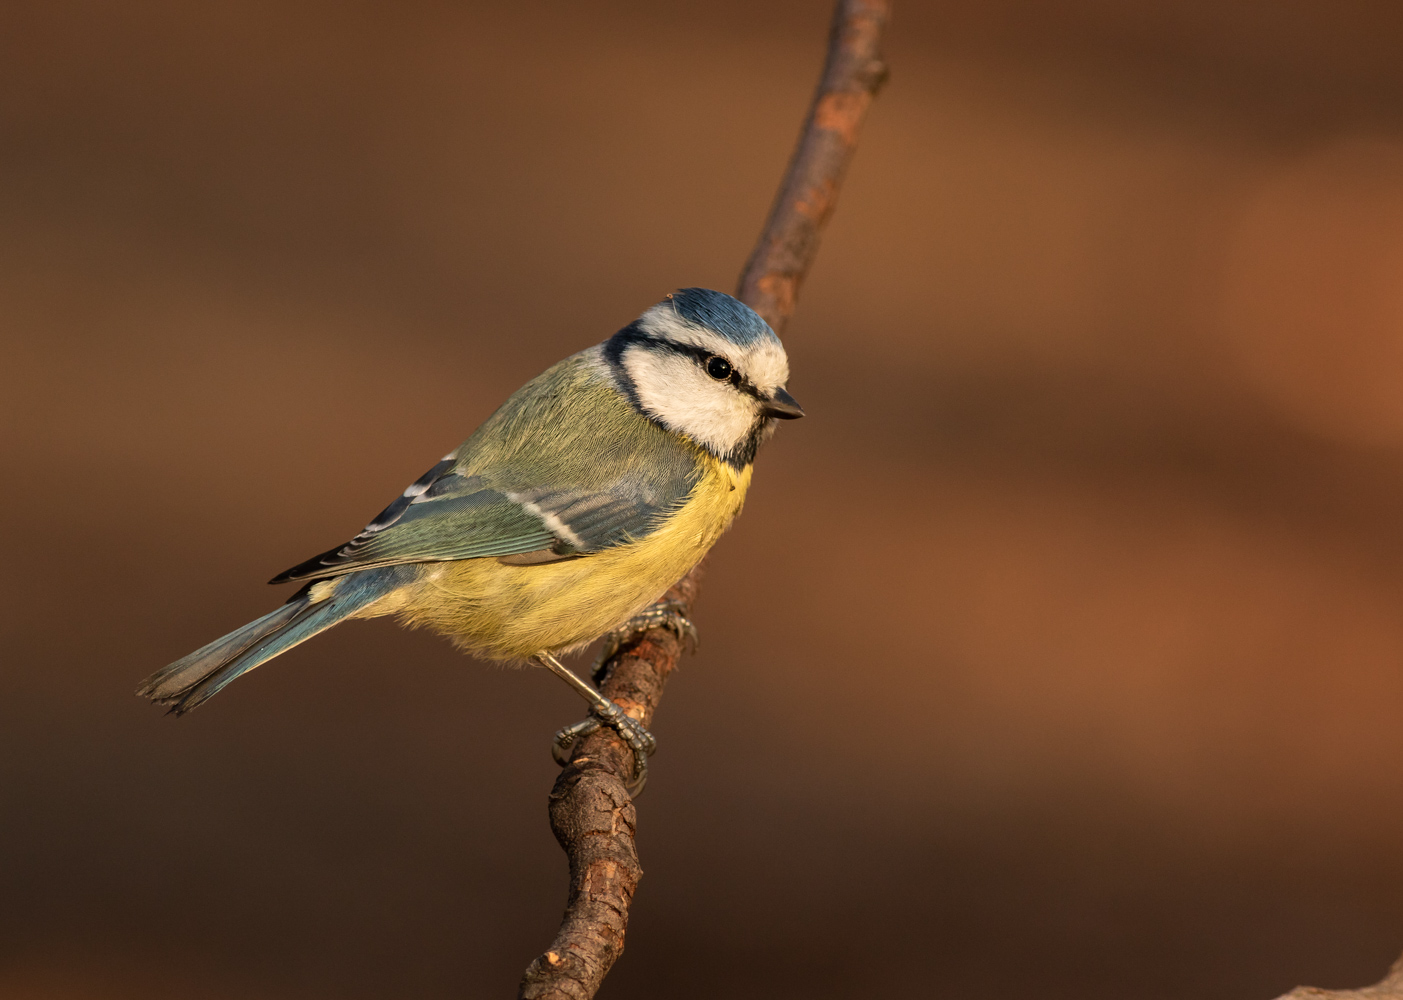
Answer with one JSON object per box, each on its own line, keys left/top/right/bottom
{"left": 667, "top": 288, "right": 777, "bottom": 347}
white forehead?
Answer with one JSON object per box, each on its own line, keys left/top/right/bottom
{"left": 638, "top": 304, "right": 790, "bottom": 392}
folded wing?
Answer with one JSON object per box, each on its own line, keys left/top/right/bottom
{"left": 270, "top": 456, "right": 700, "bottom": 584}
{"left": 271, "top": 349, "right": 706, "bottom": 585}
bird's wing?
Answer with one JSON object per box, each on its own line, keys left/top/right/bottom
{"left": 269, "top": 460, "right": 556, "bottom": 582}
{"left": 270, "top": 349, "right": 704, "bottom": 584}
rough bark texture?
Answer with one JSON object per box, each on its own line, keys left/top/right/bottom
{"left": 517, "top": 2, "right": 890, "bottom": 998}
{"left": 1279, "top": 955, "right": 1403, "bottom": 1000}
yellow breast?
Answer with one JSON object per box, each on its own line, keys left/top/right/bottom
{"left": 386, "top": 455, "right": 751, "bottom": 661}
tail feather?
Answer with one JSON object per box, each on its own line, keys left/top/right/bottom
{"left": 138, "top": 598, "right": 307, "bottom": 703}
{"left": 139, "top": 571, "right": 399, "bottom": 715}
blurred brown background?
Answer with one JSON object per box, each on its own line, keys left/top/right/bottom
{"left": 6, "top": 1, "right": 1403, "bottom": 997}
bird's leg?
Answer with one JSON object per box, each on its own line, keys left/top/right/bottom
{"left": 591, "top": 598, "right": 699, "bottom": 685}
{"left": 534, "top": 652, "right": 656, "bottom": 796}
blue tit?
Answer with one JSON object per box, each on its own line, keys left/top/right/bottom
{"left": 139, "top": 287, "right": 803, "bottom": 787}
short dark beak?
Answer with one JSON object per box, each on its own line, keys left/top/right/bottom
{"left": 764, "top": 386, "right": 805, "bottom": 420}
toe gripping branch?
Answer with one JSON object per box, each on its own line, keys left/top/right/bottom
{"left": 540, "top": 600, "right": 698, "bottom": 797}
{"left": 551, "top": 704, "right": 656, "bottom": 791}
{"left": 590, "top": 599, "right": 699, "bottom": 686}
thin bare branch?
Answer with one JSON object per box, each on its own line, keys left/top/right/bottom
{"left": 739, "top": 0, "right": 891, "bottom": 334}
{"left": 518, "top": 4, "right": 890, "bottom": 997}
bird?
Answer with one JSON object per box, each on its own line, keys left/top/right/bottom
{"left": 138, "top": 287, "right": 803, "bottom": 791}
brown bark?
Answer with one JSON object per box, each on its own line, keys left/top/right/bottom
{"left": 517, "top": 3, "right": 890, "bottom": 998}
{"left": 1278, "top": 955, "right": 1403, "bottom": 1000}
{"left": 738, "top": 0, "right": 891, "bottom": 334}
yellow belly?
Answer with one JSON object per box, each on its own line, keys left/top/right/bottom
{"left": 383, "top": 456, "right": 751, "bottom": 660}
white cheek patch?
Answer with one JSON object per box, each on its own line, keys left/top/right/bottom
{"left": 622, "top": 345, "right": 756, "bottom": 455}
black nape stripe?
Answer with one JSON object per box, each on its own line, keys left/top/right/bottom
{"left": 602, "top": 321, "right": 648, "bottom": 412}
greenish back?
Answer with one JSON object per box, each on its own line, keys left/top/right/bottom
{"left": 272, "top": 349, "right": 704, "bottom": 582}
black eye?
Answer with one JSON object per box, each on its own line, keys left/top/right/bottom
{"left": 705, "top": 356, "right": 733, "bottom": 381}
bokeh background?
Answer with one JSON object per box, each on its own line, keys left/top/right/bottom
{"left": 6, "top": 1, "right": 1403, "bottom": 997}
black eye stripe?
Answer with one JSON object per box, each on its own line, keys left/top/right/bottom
{"left": 604, "top": 324, "right": 767, "bottom": 400}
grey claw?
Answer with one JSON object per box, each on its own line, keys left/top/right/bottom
{"left": 534, "top": 650, "right": 659, "bottom": 796}
{"left": 592, "top": 599, "right": 699, "bottom": 685}
{"left": 552, "top": 717, "right": 601, "bottom": 765}
{"left": 551, "top": 700, "right": 656, "bottom": 796}
{"left": 624, "top": 760, "right": 648, "bottom": 797}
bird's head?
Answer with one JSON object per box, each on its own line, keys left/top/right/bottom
{"left": 603, "top": 288, "right": 804, "bottom": 467}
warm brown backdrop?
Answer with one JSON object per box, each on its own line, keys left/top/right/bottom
{"left": 6, "top": 2, "right": 1403, "bottom": 997}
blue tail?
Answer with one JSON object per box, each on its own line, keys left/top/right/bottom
{"left": 138, "top": 570, "right": 402, "bottom": 714}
